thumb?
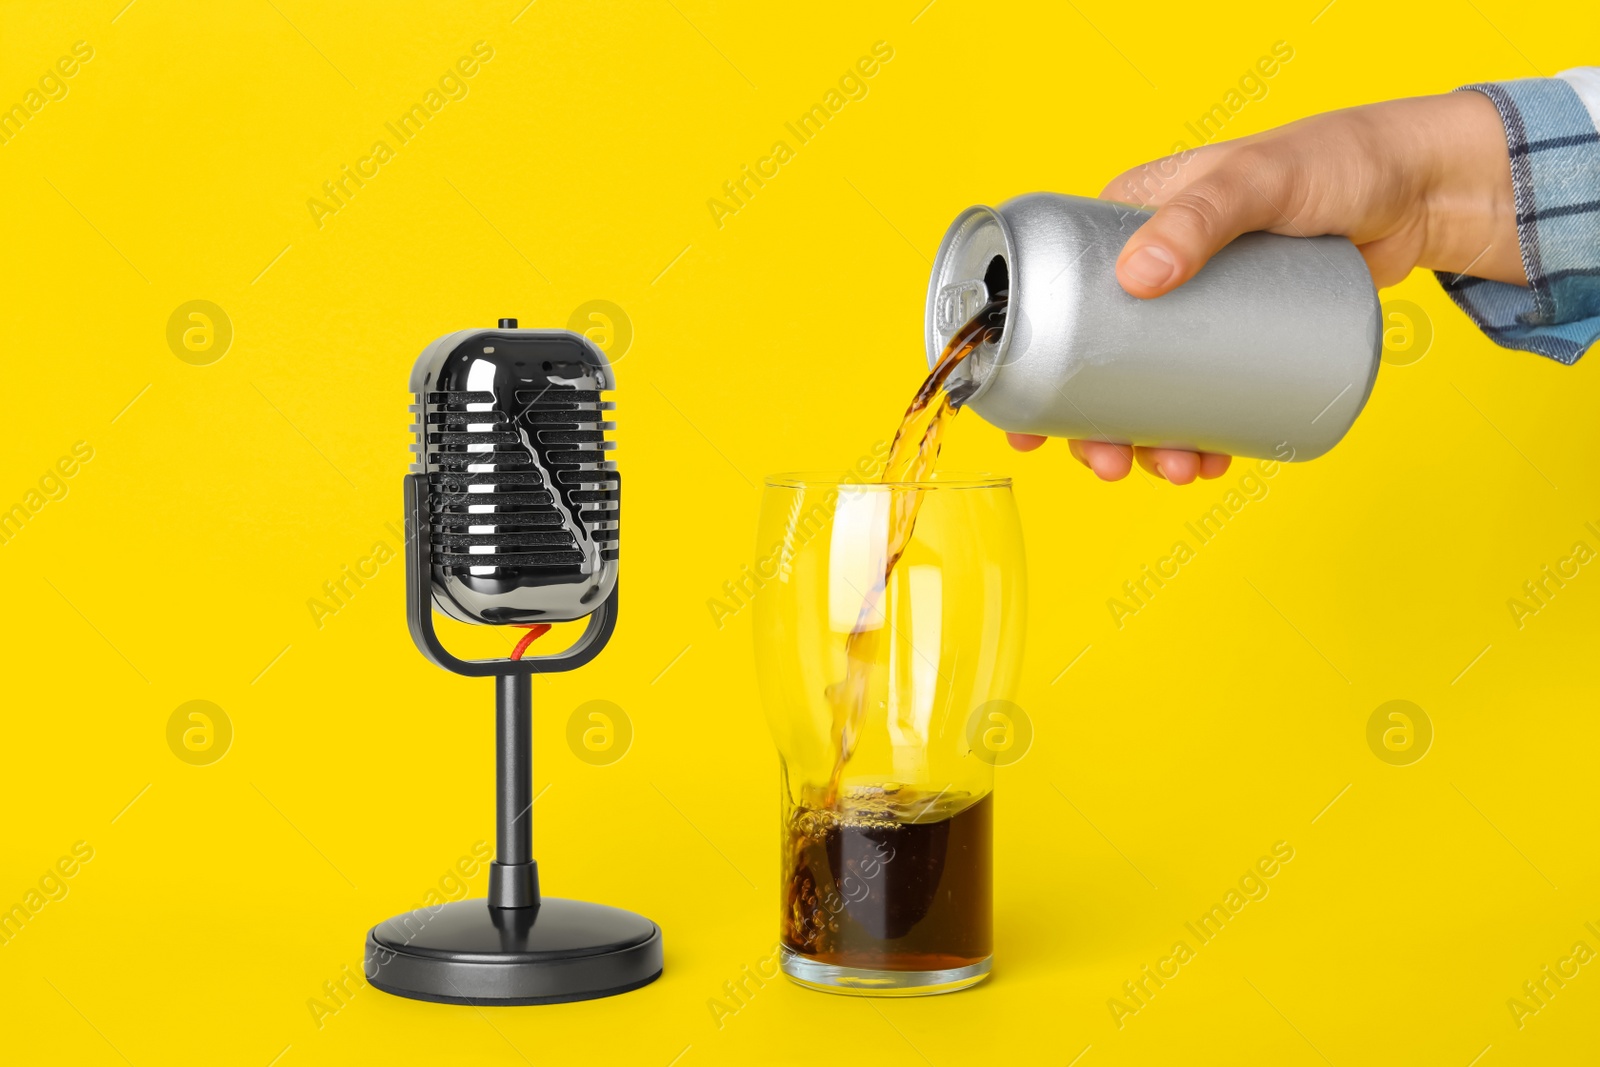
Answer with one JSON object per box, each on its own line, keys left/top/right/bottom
{"left": 1111, "top": 177, "right": 1284, "bottom": 299}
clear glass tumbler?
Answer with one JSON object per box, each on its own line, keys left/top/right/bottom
{"left": 755, "top": 472, "right": 1025, "bottom": 995}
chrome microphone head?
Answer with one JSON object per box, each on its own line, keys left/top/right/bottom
{"left": 410, "top": 320, "right": 618, "bottom": 625}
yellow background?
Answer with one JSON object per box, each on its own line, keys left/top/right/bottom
{"left": 2, "top": 0, "right": 1597, "bottom": 1063}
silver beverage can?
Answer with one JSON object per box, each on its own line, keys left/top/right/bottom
{"left": 925, "top": 193, "right": 1382, "bottom": 461}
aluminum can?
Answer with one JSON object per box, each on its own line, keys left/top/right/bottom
{"left": 926, "top": 193, "right": 1382, "bottom": 461}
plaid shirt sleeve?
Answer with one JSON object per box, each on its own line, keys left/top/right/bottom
{"left": 1435, "top": 70, "right": 1600, "bottom": 365}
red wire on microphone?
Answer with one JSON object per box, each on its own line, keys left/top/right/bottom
{"left": 509, "top": 623, "right": 552, "bottom": 661}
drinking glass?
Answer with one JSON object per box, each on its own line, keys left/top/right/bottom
{"left": 755, "top": 472, "right": 1025, "bottom": 995}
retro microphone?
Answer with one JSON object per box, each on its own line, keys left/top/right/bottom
{"left": 364, "top": 318, "right": 662, "bottom": 1005}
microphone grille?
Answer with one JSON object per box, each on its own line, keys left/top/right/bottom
{"left": 409, "top": 329, "right": 619, "bottom": 624}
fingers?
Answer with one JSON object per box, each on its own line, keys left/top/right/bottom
{"left": 1068, "top": 440, "right": 1134, "bottom": 481}
{"left": 1197, "top": 451, "right": 1233, "bottom": 479}
{"left": 1131, "top": 448, "right": 1234, "bottom": 484}
{"left": 1056, "top": 438, "right": 1123, "bottom": 480}
{"left": 1037, "top": 436, "right": 1235, "bottom": 484}
{"left": 1116, "top": 178, "right": 1290, "bottom": 297}
{"left": 1135, "top": 447, "right": 1201, "bottom": 484}
{"left": 1006, "top": 432, "right": 1047, "bottom": 452}
{"left": 1101, "top": 146, "right": 1302, "bottom": 299}
{"left": 1064, "top": 441, "right": 1234, "bottom": 484}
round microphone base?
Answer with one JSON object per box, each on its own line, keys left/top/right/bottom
{"left": 365, "top": 897, "right": 663, "bottom": 1006}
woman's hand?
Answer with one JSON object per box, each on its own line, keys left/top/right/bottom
{"left": 1013, "top": 90, "right": 1522, "bottom": 483}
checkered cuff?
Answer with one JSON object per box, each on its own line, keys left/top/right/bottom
{"left": 1435, "top": 73, "right": 1600, "bottom": 365}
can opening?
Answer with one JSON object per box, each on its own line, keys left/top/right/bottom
{"left": 958, "top": 255, "right": 1009, "bottom": 399}
{"left": 983, "top": 255, "right": 1008, "bottom": 305}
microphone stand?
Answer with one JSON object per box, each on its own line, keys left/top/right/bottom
{"left": 361, "top": 474, "right": 661, "bottom": 1006}
{"left": 492, "top": 674, "right": 537, "bottom": 908}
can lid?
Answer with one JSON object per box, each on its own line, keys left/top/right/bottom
{"left": 926, "top": 205, "right": 1014, "bottom": 405}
